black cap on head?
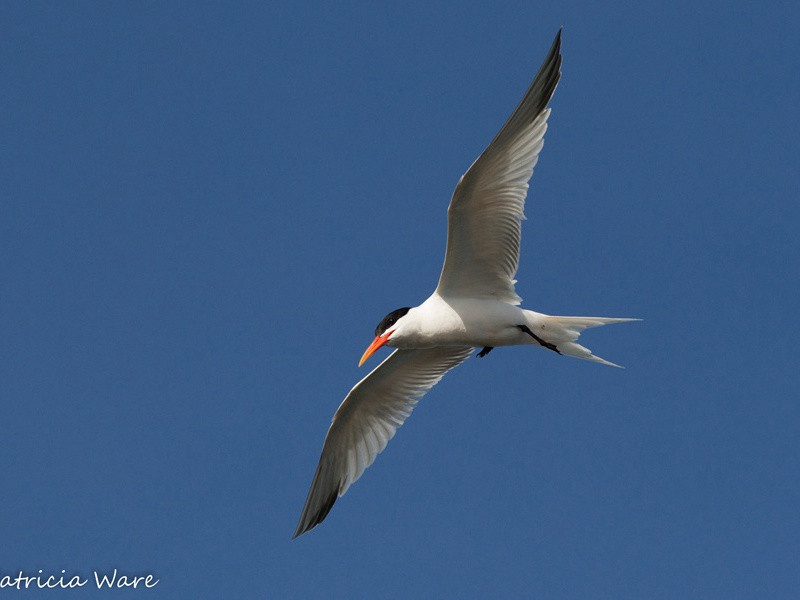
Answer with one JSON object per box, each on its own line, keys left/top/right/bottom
{"left": 375, "top": 307, "right": 411, "bottom": 337}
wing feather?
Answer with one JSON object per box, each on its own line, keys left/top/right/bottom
{"left": 436, "top": 29, "right": 562, "bottom": 304}
{"left": 293, "top": 346, "right": 473, "bottom": 538}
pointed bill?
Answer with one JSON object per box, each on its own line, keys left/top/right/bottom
{"left": 358, "top": 332, "right": 391, "bottom": 367}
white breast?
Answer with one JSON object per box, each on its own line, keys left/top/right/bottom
{"left": 390, "top": 293, "right": 527, "bottom": 348}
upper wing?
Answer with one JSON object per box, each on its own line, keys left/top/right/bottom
{"left": 293, "top": 345, "right": 473, "bottom": 538}
{"left": 435, "top": 30, "right": 562, "bottom": 305}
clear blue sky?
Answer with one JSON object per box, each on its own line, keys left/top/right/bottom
{"left": 2, "top": 2, "right": 798, "bottom": 598}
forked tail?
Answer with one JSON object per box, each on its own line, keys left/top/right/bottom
{"left": 526, "top": 313, "right": 640, "bottom": 368}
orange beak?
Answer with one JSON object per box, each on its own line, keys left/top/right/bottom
{"left": 358, "top": 331, "right": 392, "bottom": 366}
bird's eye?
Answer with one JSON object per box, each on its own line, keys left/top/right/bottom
{"left": 375, "top": 307, "right": 411, "bottom": 337}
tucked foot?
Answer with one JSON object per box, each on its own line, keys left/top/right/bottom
{"left": 517, "top": 325, "right": 561, "bottom": 354}
{"left": 477, "top": 346, "right": 494, "bottom": 358}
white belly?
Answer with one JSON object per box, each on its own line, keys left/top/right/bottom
{"left": 388, "top": 293, "right": 530, "bottom": 349}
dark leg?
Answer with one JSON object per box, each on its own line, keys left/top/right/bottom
{"left": 477, "top": 346, "right": 494, "bottom": 358}
{"left": 517, "top": 325, "right": 561, "bottom": 354}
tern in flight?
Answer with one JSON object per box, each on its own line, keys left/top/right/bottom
{"left": 294, "top": 29, "right": 637, "bottom": 538}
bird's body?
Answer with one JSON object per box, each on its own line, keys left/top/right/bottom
{"left": 386, "top": 292, "right": 635, "bottom": 366}
{"left": 386, "top": 293, "right": 629, "bottom": 364}
{"left": 386, "top": 294, "right": 523, "bottom": 349}
{"left": 293, "top": 29, "right": 638, "bottom": 538}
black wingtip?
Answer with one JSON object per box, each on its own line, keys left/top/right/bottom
{"left": 292, "top": 488, "right": 339, "bottom": 539}
{"left": 515, "top": 26, "right": 562, "bottom": 121}
{"left": 548, "top": 28, "right": 562, "bottom": 57}
{"left": 550, "top": 28, "right": 563, "bottom": 64}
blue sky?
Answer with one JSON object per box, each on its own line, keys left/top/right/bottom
{"left": 2, "top": 1, "right": 798, "bottom": 598}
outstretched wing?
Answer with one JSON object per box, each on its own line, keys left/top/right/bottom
{"left": 436, "top": 30, "right": 562, "bottom": 305}
{"left": 293, "top": 345, "right": 473, "bottom": 538}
